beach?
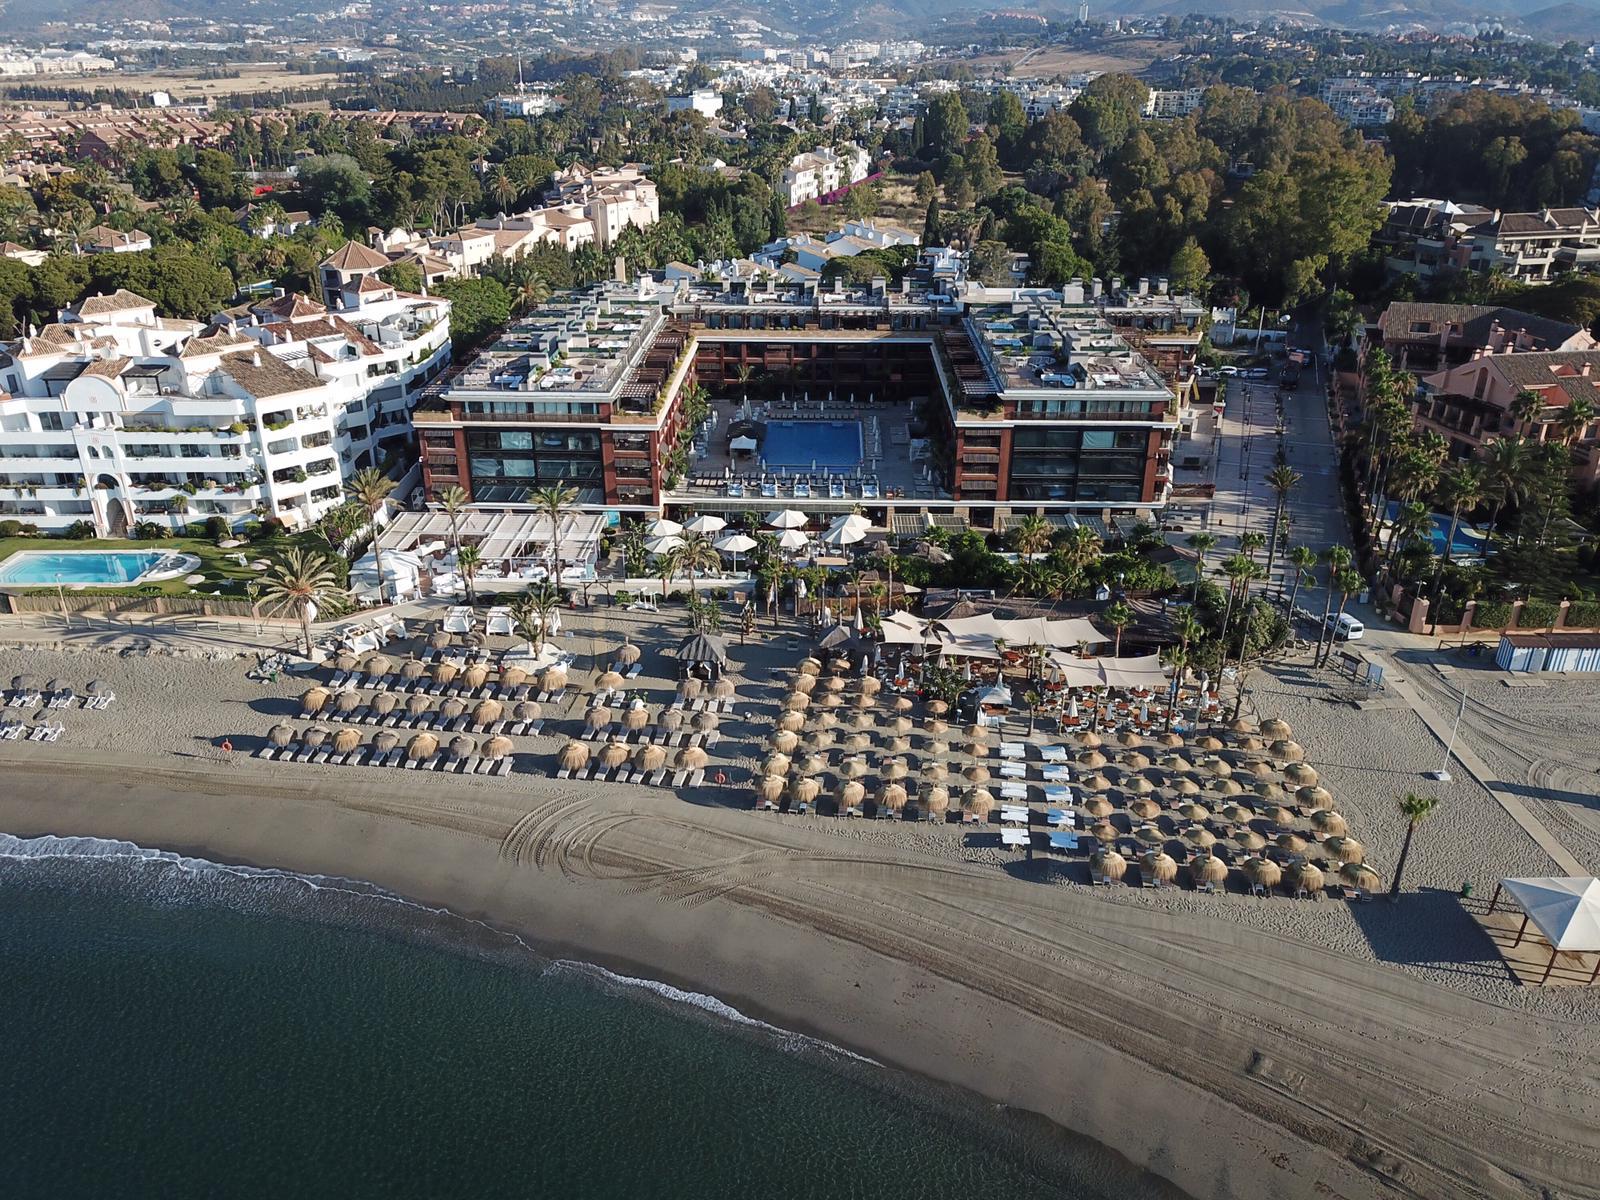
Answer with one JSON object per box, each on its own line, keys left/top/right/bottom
{"left": 1, "top": 633, "right": 1598, "bottom": 1199}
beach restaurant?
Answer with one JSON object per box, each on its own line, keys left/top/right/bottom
{"left": 377, "top": 509, "right": 606, "bottom": 586}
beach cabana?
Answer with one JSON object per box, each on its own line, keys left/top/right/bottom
{"left": 672, "top": 633, "right": 730, "bottom": 680}
{"left": 1488, "top": 877, "right": 1600, "bottom": 985}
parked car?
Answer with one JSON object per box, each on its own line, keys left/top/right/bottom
{"left": 1242, "top": 367, "right": 1270, "bottom": 380}
{"left": 1216, "top": 365, "right": 1239, "bottom": 376}
{"left": 1324, "top": 613, "right": 1365, "bottom": 641}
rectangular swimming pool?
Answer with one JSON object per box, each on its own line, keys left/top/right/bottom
{"left": 0, "top": 550, "right": 168, "bottom": 586}
{"left": 762, "top": 420, "right": 863, "bottom": 470}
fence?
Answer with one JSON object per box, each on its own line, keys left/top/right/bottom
{"left": 1404, "top": 591, "right": 1600, "bottom": 638}
{"left": 0, "top": 591, "right": 262, "bottom": 619}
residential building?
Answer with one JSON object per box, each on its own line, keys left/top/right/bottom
{"left": 545, "top": 163, "right": 659, "bottom": 243}
{"left": 77, "top": 225, "right": 152, "bottom": 255}
{"left": 0, "top": 263, "right": 450, "bottom": 535}
{"left": 666, "top": 89, "right": 722, "bottom": 119}
{"left": 1318, "top": 78, "right": 1396, "bottom": 127}
{"left": 1143, "top": 88, "right": 1204, "bottom": 119}
{"left": 780, "top": 144, "right": 871, "bottom": 206}
{"left": 0, "top": 241, "right": 46, "bottom": 267}
{"left": 1372, "top": 302, "right": 1594, "bottom": 377}
{"left": 1464, "top": 207, "right": 1600, "bottom": 282}
{"left": 485, "top": 89, "right": 561, "bottom": 118}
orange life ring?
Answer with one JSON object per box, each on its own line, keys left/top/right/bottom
{"left": 221, "top": 739, "right": 233, "bottom": 753}
{"left": 714, "top": 771, "right": 727, "bottom": 785}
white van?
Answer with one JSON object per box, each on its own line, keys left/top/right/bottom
{"left": 1325, "top": 613, "right": 1365, "bottom": 641}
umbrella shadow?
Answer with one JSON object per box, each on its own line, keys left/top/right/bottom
{"left": 1345, "top": 887, "right": 1512, "bottom": 982}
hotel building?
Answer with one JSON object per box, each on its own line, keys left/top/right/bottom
{"left": 416, "top": 275, "right": 1187, "bottom": 532}
{"left": 0, "top": 243, "right": 451, "bottom": 535}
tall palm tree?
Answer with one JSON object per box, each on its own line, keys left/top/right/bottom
{"left": 1061, "top": 524, "right": 1101, "bottom": 573}
{"left": 1557, "top": 396, "right": 1595, "bottom": 447}
{"left": 1239, "top": 531, "right": 1267, "bottom": 572}
{"left": 1103, "top": 600, "right": 1133, "bottom": 657}
{"left": 514, "top": 273, "right": 550, "bottom": 316}
{"left": 676, "top": 530, "right": 722, "bottom": 585}
{"left": 509, "top": 582, "right": 562, "bottom": 653}
{"left": 1185, "top": 531, "right": 1217, "bottom": 605}
{"left": 531, "top": 483, "right": 579, "bottom": 580}
{"left": 1284, "top": 545, "right": 1318, "bottom": 618}
{"left": 1482, "top": 437, "right": 1531, "bottom": 550}
{"left": 1313, "top": 545, "right": 1353, "bottom": 666}
{"left": 456, "top": 545, "right": 482, "bottom": 604}
{"left": 1435, "top": 462, "right": 1485, "bottom": 573}
{"left": 1320, "top": 566, "right": 1364, "bottom": 667}
{"left": 1389, "top": 792, "right": 1440, "bottom": 898}
{"left": 438, "top": 484, "right": 469, "bottom": 550}
{"left": 1264, "top": 464, "right": 1301, "bottom": 592}
{"left": 346, "top": 467, "right": 397, "bottom": 603}
{"left": 1012, "top": 514, "right": 1052, "bottom": 560}
{"left": 489, "top": 168, "right": 518, "bottom": 212}
{"left": 1386, "top": 500, "right": 1433, "bottom": 577}
{"left": 1510, "top": 389, "right": 1544, "bottom": 438}
{"left": 1218, "top": 553, "right": 1263, "bottom": 670}
{"left": 257, "top": 548, "right": 351, "bottom": 657}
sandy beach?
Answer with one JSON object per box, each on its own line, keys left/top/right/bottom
{"left": 1, "top": 630, "right": 1597, "bottom": 1200}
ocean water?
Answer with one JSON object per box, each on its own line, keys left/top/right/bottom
{"left": 0, "top": 833, "right": 1174, "bottom": 1200}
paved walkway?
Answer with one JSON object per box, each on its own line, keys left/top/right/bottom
{"left": 1370, "top": 648, "right": 1586, "bottom": 875}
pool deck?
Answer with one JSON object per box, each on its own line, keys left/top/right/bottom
{"left": 0, "top": 548, "right": 201, "bottom": 588}
{"left": 669, "top": 399, "right": 950, "bottom": 509}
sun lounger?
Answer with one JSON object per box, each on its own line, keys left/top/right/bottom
{"left": 255, "top": 746, "right": 276, "bottom": 760}
{"left": 998, "top": 762, "right": 1026, "bottom": 780}
{"left": 555, "top": 766, "right": 571, "bottom": 780}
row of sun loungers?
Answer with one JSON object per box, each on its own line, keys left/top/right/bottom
{"left": 311, "top": 707, "right": 545, "bottom": 737}
{"left": 581, "top": 726, "right": 720, "bottom": 749}
{"left": 555, "top": 762, "right": 707, "bottom": 788}
{"left": 256, "top": 742, "right": 513, "bottom": 776}
{"left": 0, "top": 720, "right": 63, "bottom": 742}
{"left": 4, "top": 688, "right": 114, "bottom": 710}
{"left": 310, "top": 684, "right": 566, "bottom": 712}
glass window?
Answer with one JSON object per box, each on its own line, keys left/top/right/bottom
{"left": 1082, "top": 430, "right": 1115, "bottom": 450}
{"left": 500, "top": 431, "right": 533, "bottom": 450}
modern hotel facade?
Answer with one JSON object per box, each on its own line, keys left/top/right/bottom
{"left": 416, "top": 276, "right": 1189, "bottom": 529}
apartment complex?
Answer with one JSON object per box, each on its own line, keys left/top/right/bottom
{"left": 1378, "top": 198, "right": 1600, "bottom": 284}
{"left": 416, "top": 275, "right": 1186, "bottom": 527}
{"left": 1317, "top": 78, "right": 1397, "bottom": 127}
{"left": 779, "top": 144, "right": 872, "bottom": 207}
{"left": 0, "top": 245, "right": 451, "bottom": 535}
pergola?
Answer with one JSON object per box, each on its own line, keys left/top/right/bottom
{"left": 380, "top": 509, "right": 605, "bottom": 575}
{"left": 1489, "top": 877, "right": 1600, "bottom": 985}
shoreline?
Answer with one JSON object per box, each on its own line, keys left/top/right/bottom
{"left": 3, "top": 753, "right": 1595, "bottom": 1200}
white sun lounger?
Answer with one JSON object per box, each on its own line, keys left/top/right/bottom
{"left": 485, "top": 607, "right": 514, "bottom": 636}
{"left": 1000, "top": 802, "right": 1030, "bottom": 823}
{"left": 1000, "top": 827, "right": 1030, "bottom": 848}
{"left": 1039, "top": 745, "right": 1068, "bottom": 763}
{"left": 443, "top": 606, "right": 475, "bottom": 635}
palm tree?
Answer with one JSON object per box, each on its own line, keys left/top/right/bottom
{"left": 1321, "top": 566, "right": 1364, "bottom": 667}
{"left": 1312, "top": 545, "right": 1352, "bottom": 666}
{"left": 456, "top": 545, "right": 482, "bottom": 604}
{"left": 1103, "top": 600, "right": 1133, "bottom": 657}
{"left": 1510, "top": 389, "right": 1544, "bottom": 438}
{"left": 1435, "top": 462, "right": 1484, "bottom": 574}
{"left": 168, "top": 492, "right": 189, "bottom": 527}
{"left": 1218, "top": 553, "right": 1263, "bottom": 669}
{"left": 1284, "top": 545, "right": 1318, "bottom": 619}
{"left": 1389, "top": 792, "right": 1441, "bottom": 898}
{"left": 1557, "top": 397, "right": 1595, "bottom": 447}
{"left": 346, "top": 467, "right": 397, "bottom": 603}
{"left": 1239, "top": 531, "right": 1267, "bottom": 572}
{"left": 257, "top": 548, "right": 351, "bottom": 657}
{"left": 509, "top": 583, "right": 562, "bottom": 653}
{"left": 1060, "top": 524, "right": 1102, "bottom": 573}
{"left": 489, "top": 168, "right": 518, "bottom": 212}
{"left": 1264, "top": 464, "right": 1301, "bottom": 592}
{"left": 1012, "top": 514, "right": 1052, "bottom": 560}
{"left": 531, "top": 483, "right": 579, "bottom": 580}
{"left": 675, "top": 531, "right": 722, "bottom": 585}
{"left": 1482, "top": 437, "right": 1531, "bottom": 551}
{"left": 1161, "top": 644, "right": 1189, "bottom": 732}
{"left": 1185, "top": 531, "right": 1217, "bottom": 605}
{"left": 1386, "top": 500, "right": 1433, "bottom": 578}
{"left": 438, "top": 484, "right": 469, "bottom": 550}
{"left": 514, "top": 273, "right": 550, "bottom": 316}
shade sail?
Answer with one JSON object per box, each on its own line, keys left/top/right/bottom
{"left": 1501, "top": 877, "right": 1600, "bottom": 951}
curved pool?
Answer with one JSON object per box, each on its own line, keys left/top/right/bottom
{"left": 0, "top": 549, "right": 200, "bottom": 587}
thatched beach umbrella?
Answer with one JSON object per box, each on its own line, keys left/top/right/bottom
{"left": 406, "top": 693, "right": 431, "bottom": 717}
{"left": 301, "top": 686, "right": 330, "bottom": 715}
{"left": 926, "top": 718, "right": 950, "bottom": 736}
{"left": 622, "top": 706, "right": 650, "bottom": 732}
{"left": 806, "top": 728, "right": 835, "bottom": 750}
{"left": 269, "top": 723, "right": 295, "bottom": 748}
{"left": 462, "top": 663, "right": 489, "bottom": 692}
{"left": 1077, "top": 730, "right": 1103, "bottom": 748}
{"left": 428, "top": 629, "right": 451, "bottom": 651}
{"left": 1134, "top": 824, "right": 1165, "bottom": 846}
{"left": 334, "top": 653, "right": 359, "bottom": 673}
{"left": 1089, "top": 819, "right": 1118, "bottom": 844}
{"left": 882, "top": 759, "right": 909, "bottom": 782}
{"left": 891, "top": 715, "right": 914, "bottom": 737}
{"left": 1091, "top": 849, "right": 1128, "bottom": 880}
{"left": 824, "top": 674, "right": 847, "bottom": 693}
{"left": 923, "top": 785, "right": 951, "bottom": 816}
{"left": 540, "top": 666, "right": 567, "bottom": 693}
{"left": 789, "top": 777, "right": 821, "bottom": 805}
{"left": 713, "top": 678, "right": 737, "bottom": 701}
{"left": 1247, "top": 760, "right": 1275, "bottom": 781}
{"left": 860, "top": 676, "right": 882, "bottom": 697}
{"left": 844, "top": 731, "right": 871, "bottom": 754}
{"left": 1243, "top": 856, "right": 1283, "bottom": 890}
{"left": 501, "top": 665, "right": 529, "bottom": 689}
{"left": 850, "top": 710, "right": 874, "bottom": 732}
{"left": 1296, "top": 785, "right": 1334, "bottom": 811}
{"left": 790, "top": 673, "right": 817, "bottom": 694}
{"left": 965, "top": 723, "right": 991, "bottom": 744}
{"left": 693, "top": 711, "right": 720, "bottom": 733}
{"left": 1178, "top": 801, "right": 1211, "bottom": 822}
{"left": 676, "top": 745, "right": 709, "bottom": 771}
{"left": 1123, "top": 775, "right": 1155, "bottom": 797}
{"left": 1323, "top": 836, "right": 1365, "bottom": 864}
{"left": 1269, "top": 739, "right": 1304, "bottom": 763}
{"left": 1183, "top": 825, "right": 1217, "bottom": 849}
{"left": 1220, "top": 802, "right": 1250, "bottom": 825}
{"left": 1276, "top": 831, "right": 1309, "bottom": 855}
{"left": 762, "top": 752, "right": 793, "bottom": 777}
{"left": 632, "top": 744, "right": 666, "bottom": 772}
{"left": 596, "top": 670, "right": 625, "bottom": 692}
{"left": 585, "top": 707, "right": 610, "bottom": 730}
{"left": 853, "top": 691, "right": 874, "bottom": 711}
{"left": 616, "top": 642, "right": 641, "bottom": 667}
{"left": 927, "top": 739, "right": 950, "bottom": 759}
{"left": 757, "top": 775, "right": 786, "bottom": 805}
{"left": 407, "top": 732, "right": 438, "bottom": 761}
{"left": 679, "top": 677, "right": 704, "bottom": 701}
{"left": 1081, "top": 772, "right": 1111, "bottom": 793}
{"left": 1214, "top": 778, "right": 1244, "bottom": 797}
{"left": 1311, "top": 810, "right": 1348, "bottom": 837}
{"left": 1254, "top": 780, "right": 1285, "bottom": 803}
{"left": 473, "top": 699, "right": 503, "bottom": 728}
{"left": 1117, "top": 731, "right": 1143, "bottom": 749}
{"left": 1079, "top": 749, "right": 1107, "bottom": 769}
{"left": 482, "top": 735, "right": 513, "bottom": 762}
{"left": 923, "top": 761, "right": 949, "bottom": 784}
{"left": 963, "top": 787, "right": 995, "bottom": 818}
{"left": 964, "top": 763, "right": 991, "bottom": 785}
{"left": 400, "top": 658, "right": 426, "bottom": 683}
{"left": 1159, "top": 752, "right": 1189, "bottom": 771}
{"left": 892, "top": 696, "right": 915, "bottom": 715}
{"left": 450, "top": 734, "right": 478, "bottom": 760}
{"left": 1201, "top": 755, "right": 1232, "bottom": 778}
{"left": 1228, "top": 717, "right": 1254, "bottom": 736}
{"left": 770, "top": 729, "right": 800, "bottom": 754}
{"left": 1141, "top": 851, "right": 1178, "bottom": 883}
{"left": 559, "top": 741, "right": 590, "bottom": 771}
{"left": 840, "top": 756, "right": 867, "bottom": 780}
{"left": 335, "top": 690, "right": 361, "bottom": 714}
{"left": 432, "top": 661, "right": 459, "bottom": 687}
{"left": 371, "top": 729, "right": 399, "bottom": 756}
{"left": 797, "top": 657, "right": 822, "bottom": 676}
{"left": 1341, "top": 863, "right": 1381, "bottom": 893}
{"left": 1128, "top": 796, "right": 1161, "bottom": 821}
{"left": 332, "top": 727, "right": 362, "bottom": 754}
{"left": 440, "top": 697, "right": 467, "bottom": 721}
{"left": 776, "top": 710, "right": 804, "bottom": 732}
{"left": 1082, "top": 795, "right": 1114, "bottom": 819}
{"left": 1158, "top": 731, "right": 1184, "bottom": 748}
{"left": 1259, "top": 718, "right": 1292, "bottom": 740}
{"left": 927, "top": 699, "right": 949, "bottom": 717}
{"left": 784, "top": 692, "right": 811, "bottom": 712}
{"left": 1237, "top": 735, "right": 1263, "bottom": 753}
{"left": 365, "top": 653, "right": 393, "bottom": 678}
{"left": 1121, "top": 750, "right": 1150, "bottom": 770}
{"left": 877, "top": 783, "right": 908, "bottom": 813}
{"left": 799, "top": 752, "right": 829, "bottom": 777}
{"left": 886, "top": 735, "right": 912, "bottom": 755}
{"left": 1233, "top": 828, "right": 1267, "bottom": 852}
{"left": 839, "top": 780, "right": 866, "bottom": 809}
{"left": 1171, "top": 776, "right": 1201, "bottom": 797}
{"left": 817, "top": 710, "right": 840, "bottom": 729}
{"left": 1283, "top": 762, "right": 1319, "bottom": 788}
{"left": 1195, "top": 735, "right": 1224, "bottom": 752}
{"left": 599, "top": 740, "right": 631, "bottom": 770}
{"left": 1287, "top": 861, "right": 1325, "bottom": 895}
{"left": 1189, "top": 853, "right": 1228, "bottom": 887}
{"left": 828, "top": 656, "right": 852, "bottom": 674}
{"left": 819, "top": 692, "right": 842, "bottom": 710}
{"left": 1262, "top": 804, "right": 1295, "bottom": 827}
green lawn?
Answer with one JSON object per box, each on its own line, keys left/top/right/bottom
{"left": 0, "top": 533, "right": 332, "bottom": 598}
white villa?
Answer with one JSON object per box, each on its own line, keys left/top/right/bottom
{"left": 0, "top": 243, "right": 451, "bottom": 535}
{"left": 780, "top": 144, "right": 871, "bottom": 207}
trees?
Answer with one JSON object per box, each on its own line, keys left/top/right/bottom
{"left": 456, "top": 545, "right": 482, "bottom": 604}
{"left": 1511, "top": 389, "right": 1545, "bottom": 437}
{"left": 1185, "top": 531, "right": 1217, "bottom": 605}
{"left": 970, "top": 240, "right": 1014, "bottom": 286}
{"left": 298, "top": 153, "right": 371, "bottom": 226}
{"left": 1012, "top": 514, "right": 1052, "bottom": 560}
{"left": 924, "top": 93, "right": 970, "bottom": 167}
{"left": 1103, "top": 600, "right": 1133, "bottom": 657}
{"left": 531, "top": 483, "right": 579, "bottom": 579}
{"left": 1264, "top": 464, "right": 1301, "bottom": 592}
{"left": 1435, "top": 463, "right": 1485, "bottom": 574}
{"left": 257, "top": 548, "right": 351, "bottom": 657}
{"left": 1320, "top": 567, "right": 1364, "bottom": 667}
{"left": 438, "top": 484, "right": 469, "bottom": 549}
{"left": 1482, "top": 437, "right": 1531, "bottom": 547}
{"left": 1167, "top": 236, "right": 1210, "bottom": 294}
{"left": 434, "top": 277, "right": 511, "bottom": 352}
{"left": 346, "top": 467, "right": 396, "bottom": 603}
{"left": 1285, "top": 546, "right": 1318, "bottom": 618}
{"left": 1389, "top": 792, "right": 1441, "bottom": 898}
{"left": 1312, "top": 545, "right": 1353, "bottom": 665}
{"left": 510, "top": 583, "right": 562, "bottom": 653}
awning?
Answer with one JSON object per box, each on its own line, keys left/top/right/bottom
{"left": 1500, "top": 877, "right": 1600, "bottom": 951}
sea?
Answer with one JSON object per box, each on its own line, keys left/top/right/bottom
{"left": 0, "top": 832, "right": 1178, "bottom": 1200}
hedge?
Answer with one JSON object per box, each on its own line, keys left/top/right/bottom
{"left": 1472, "top": 600, "right": 1512, "bottom": 630}
{"left": 1566, "top": 600, "right": 1600, "bottom": 629}
{"left": 1519, "top": 599, "right": 1559, "bottom": 629}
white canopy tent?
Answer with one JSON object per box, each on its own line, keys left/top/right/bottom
{"left": 1490, "top": 877, "right": 1600, "bottom": 984}
{"left": 381, "top": 509, "right": 604, "bottom": 580}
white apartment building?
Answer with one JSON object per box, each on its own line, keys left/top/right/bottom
{"left": 666, "top": 89, "right": 722, "bottom": 118}
{"left": 780, "top": 143, "right": 870, "bottom": 206}
{"left": 547, "top": 164, "right": 660, "bottom": 243}
{"left": 0, "top": 252, "right": 451, "bottom": 535}
{"left": 1144, "top": 88, "right": 1204, "bottom": 119}
{"left": 1318, "top": 79, "right": 1396, "bottom": 128}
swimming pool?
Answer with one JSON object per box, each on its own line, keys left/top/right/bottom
{"left": 0, "top": 549, "right": 194, "bottom": 586}
{"left": 762, "top": 420, "right": 863, "bottom": 470}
